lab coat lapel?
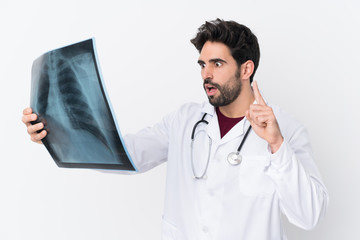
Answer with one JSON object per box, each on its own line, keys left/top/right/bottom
{"left": 206, "top": 113, "right": 221, "bottom": 144}
{"left": 219, "top": 118, "right": 247, "bottom": 145}
{"left": 200, "top": 102, "right": 221, "bottom": 143}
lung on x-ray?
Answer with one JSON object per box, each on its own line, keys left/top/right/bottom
{"left": 30, "top": 39, "right": 136, "bottom": 171}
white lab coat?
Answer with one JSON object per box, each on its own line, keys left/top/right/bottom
{"left": 124, "top": 101, "right": 329, "bottom": 240}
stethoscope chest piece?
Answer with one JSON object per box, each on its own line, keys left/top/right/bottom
{"left": 227, "top": 152, "right": 242, "bottom": 165}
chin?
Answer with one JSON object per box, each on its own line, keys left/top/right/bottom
{"left": 208, "top": 99, "right": 219, "bottom": 107}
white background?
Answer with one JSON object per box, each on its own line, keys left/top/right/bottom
{"left": 1, "top": 0, "right": 359, "bottom": 239}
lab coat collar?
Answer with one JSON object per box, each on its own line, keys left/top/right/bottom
{"left": 200, "top": 101, "right": 216, "bottom": 116}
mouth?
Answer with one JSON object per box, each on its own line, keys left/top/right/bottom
{"left": 204, "top": 83, "right": 218, "bottom": 97}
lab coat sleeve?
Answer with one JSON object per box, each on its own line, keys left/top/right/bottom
{"left": 264, "top": 126, "right": 329, "bottom": 230}
{"left": 123, "top": 111, "right": 175, "bottom": 173}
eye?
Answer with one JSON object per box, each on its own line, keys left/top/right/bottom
{"left": 199, "top": 62, "right": 206, "bottom": 68}
{"left": 215, "top": 61, "right": 223, "bottom": 67}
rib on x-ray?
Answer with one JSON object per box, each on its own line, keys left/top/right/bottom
{"left": 30, "top": 39, "right": 136, "bottom": 171}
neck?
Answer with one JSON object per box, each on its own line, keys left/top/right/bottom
{"left": 218, "top": 83, "right": 255, "bottom": 118}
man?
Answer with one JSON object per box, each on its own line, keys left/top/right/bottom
{"left": 22, "top": 19, "right": 328, "bottom": 239}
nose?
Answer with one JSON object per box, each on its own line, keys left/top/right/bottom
{"left": 201, "top": 66, "right": 213, "bottom": 81}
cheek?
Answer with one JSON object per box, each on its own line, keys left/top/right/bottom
{"left": 200, "top": 69, "right": 206, "bottom": 79}
{"left": 215, "top": 70, "right": 231, "bottom": 82}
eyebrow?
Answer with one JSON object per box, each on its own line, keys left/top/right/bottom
{"left": 197, "top": 58, "right": 227, "bottom": 65}
{"left": 197, "top": 60, "right": 205, "bottom": 65}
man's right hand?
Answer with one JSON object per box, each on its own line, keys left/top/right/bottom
{"left": 22, "top": 107, "right": 47, "bottom": 144}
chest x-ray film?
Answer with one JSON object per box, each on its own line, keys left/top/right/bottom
{"left": 30, "top": 39, "right": 136, "bottom": 171}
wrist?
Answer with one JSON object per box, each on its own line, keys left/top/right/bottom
{"left": 269, "top": 136, "right": 284, "bottom": 153}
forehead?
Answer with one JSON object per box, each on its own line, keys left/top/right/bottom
{"left": 199, "top": 41, "right": 233, "bottom": 61}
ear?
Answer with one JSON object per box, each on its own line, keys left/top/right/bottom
{"left": 240, "top": 60, "right": 254, "bottom": 81}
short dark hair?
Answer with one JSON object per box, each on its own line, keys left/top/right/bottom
{"left": 191, "top": 18, "right": 260, "bottom": 83}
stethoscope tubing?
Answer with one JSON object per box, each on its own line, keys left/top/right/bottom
{"left": 191, "top": 113, "right": 208, "bottom": 140}
{"left": 237, "top": 124, "right": 252, "bottom": 152}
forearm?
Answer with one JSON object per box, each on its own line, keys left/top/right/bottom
{"left": 265, "top": 138, "right": 329, "bottom": 230}
{"left": 124, "top": 128, "right": 168, "bottom": 173}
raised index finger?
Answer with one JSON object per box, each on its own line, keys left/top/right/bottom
{"left": 253, "top": 81, "right": 266, "bottom": 105}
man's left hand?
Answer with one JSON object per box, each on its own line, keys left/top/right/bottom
{"left": 245, "top": 81, "right": 284, "bottom": 153}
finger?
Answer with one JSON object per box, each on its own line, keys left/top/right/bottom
{"left": 247, "top": 111, "right": 266, "bottom": 128}
{"left": 30, "top": 130, "right": 47, "bottom": 143}
{"left": 27, "top": 122, "right": 44, "bottom": 134}
{"left": 253, "top": 114, "right": 269, "bottom": 125}
{"left": 248, "top": 105, "right": 271, "bottom": 120}
{"left": 248, "top": 104, "right": 272, "bottom": 113}
{"left": 23, "top": 107, "right": 33, "bottom": 115}
{"left": 250, "top": 104, "right": 277, "bottom": 122}
{"left": 249, "top": 103, "right": 272, "bottom": 120}
{"left": 22, "top": 113, "right": 38, "bottom": 126}
{"left": 254, "top": 121, "right": 267, "bottom": 128}
{"left": 253, "top": 81, "right": 267, "bottom": 106}
{"left": 249, "top": 109, "right": 268, "bottom": 124}
{"left": 246, "top": 110, "right": 256, "bottom": 126}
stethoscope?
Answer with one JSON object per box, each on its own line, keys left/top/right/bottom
{"left": 190, "top": 113, "right": 252, "bottom": 179}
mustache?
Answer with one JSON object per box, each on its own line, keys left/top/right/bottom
{"left": 203, "top": 79, "right": 221, "bottom": 89}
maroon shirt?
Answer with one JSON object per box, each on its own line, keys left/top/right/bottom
{"left": 216, "top": 107, "right": 244, "bottom": 138}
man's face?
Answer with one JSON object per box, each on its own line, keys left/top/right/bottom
{"left": 198, "top": 41, "right": 242, "bottom": 107}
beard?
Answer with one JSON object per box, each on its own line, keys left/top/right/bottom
{"left": 204, "top": 69, "right": 242, "bottom": 107}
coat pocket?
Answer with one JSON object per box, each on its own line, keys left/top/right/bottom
{"left": 237, "top": 156, "right": 275, "bottom": 197}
